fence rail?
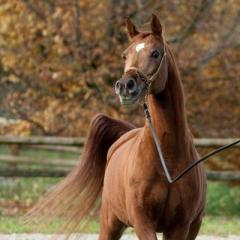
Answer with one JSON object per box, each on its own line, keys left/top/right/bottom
{"left": 0, "top": 136, "right": 239, "bottom": 147}
{"left": 0, "top": 167, "right": 239, "bottom": 181}
{"left": 0, "top": 136, "right": 239, "bottom": 180}
{"left": 0, "top": 136, "right": 85, "bottom": 146}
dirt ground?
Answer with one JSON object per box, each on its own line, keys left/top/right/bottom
{"left": 0, "top": 234, "right": 239, "bottom": 240}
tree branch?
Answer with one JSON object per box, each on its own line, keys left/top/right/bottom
{"left": 170, "top": 0, "right": 215, "bottom": 44}
{"left": 21, "top": 0, "right": 46, "bottom": 21}
{"left": 7, "top": 107, "right": 48, "bottom": 136}
{"left": 8, "top": 102, "right": 67, "bottom": 136}
{"left": 194, "top": 11, "right": 240, "bottom": 67}
{"left": 74, "top": 0, "right": 81, "bottom": 47}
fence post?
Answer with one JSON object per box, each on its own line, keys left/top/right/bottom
{"left": 9, "top": 144, "right": 20, "bottom": 170}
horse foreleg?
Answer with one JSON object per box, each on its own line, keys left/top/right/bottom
{"left": 163, "top": 225, "right": 190, "bottom": 240}
{"left": 132, "top": 212, "right": 158, "bottom": 240}
{"left": 98, "top": 204, "right": 126, "bottom": 240}
{"left": 186, "top": 216, "right": 203, "bottom": 240}
{"left": 134, "top": 225, "right": 158, "bottom": 240}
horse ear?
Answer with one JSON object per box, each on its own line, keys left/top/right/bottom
{"left": 150, "top": 14, "right": 162, "bottom": 36}
{"left": 126, "top": 17, "right": 139, "bottom": 38}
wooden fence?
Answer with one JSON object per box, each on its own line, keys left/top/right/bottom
{"left": 0, "top": 136, "right": 239, "bottom": 181}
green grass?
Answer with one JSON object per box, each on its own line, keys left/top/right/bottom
{"left": 200, "top": 216, "right": 240, "bottom": 236}
{"left": 206, "top": 182, "right": 240, "bottom": 216}
{"left": 0, "top": 178, "right": 240, "bottom": 235}
{"left": 0, "top": 145, "right": 80, "bottom": 159}
{"left": 0, "top": 178, "right": 59, "bottom": 203}
{"left": 0, "top": 144, "right": 239, "bottom": 235}
{"left": 1, "top": 178, "right": 239, "bottom": 215}
{"left": 0, "top": 216, "right": 66, "bottom": 233}
{"left": 0, "top": 216, "right": 239, "bottom": 235}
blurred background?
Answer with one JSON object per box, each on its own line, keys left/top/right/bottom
{"left": 0, "top": 0, "right": 239, "bottom": 236}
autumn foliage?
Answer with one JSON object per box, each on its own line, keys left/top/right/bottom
{"left": 0, "top": 0, "right": 239, "bottom": 138}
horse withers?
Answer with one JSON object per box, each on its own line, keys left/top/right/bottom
{"left": 27, "top": 15, "right": 206, "bottom": 240}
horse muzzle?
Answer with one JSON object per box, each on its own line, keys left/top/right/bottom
{"left": 115, "top": 69, "right": 148, "bottom": 105}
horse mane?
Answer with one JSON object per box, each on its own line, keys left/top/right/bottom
{"left": 165, "top": 42, "right": 187, "bottom": 121}
{"left": 25, "top": 114, "right": 134, "bottom": 237}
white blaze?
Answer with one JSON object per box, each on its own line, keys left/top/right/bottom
{"left": 135, "top": 43, "right": 145, "bottom": 52}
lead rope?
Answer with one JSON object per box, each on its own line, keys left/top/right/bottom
{"left": 143, "top": 103, "right": 240, "bottom": 184}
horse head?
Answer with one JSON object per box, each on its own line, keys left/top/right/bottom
{"left": 115, "top": 14, "right": 168, "bottom": 105}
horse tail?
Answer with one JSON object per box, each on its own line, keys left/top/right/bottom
{"left": 26, "top": 113, "right": 134, "bottom": 236}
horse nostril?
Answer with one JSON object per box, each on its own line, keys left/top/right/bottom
{"left": 126, "top": 79, "right": 135, "bottom": 90}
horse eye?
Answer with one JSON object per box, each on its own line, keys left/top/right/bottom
{"left": 151, "top": 50, "right": 160, "bottom": 59}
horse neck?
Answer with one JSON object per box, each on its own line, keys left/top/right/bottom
{"left": 144, "top": 46, "right": 193, "bottom": 165}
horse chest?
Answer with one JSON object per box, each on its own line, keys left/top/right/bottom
{"left": 127, "top": 170, "right": 202, "bottom": 229}
{"left": 127, "top": 171, "right": 169, "bottom": 221}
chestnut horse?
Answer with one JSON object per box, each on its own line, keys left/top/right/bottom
{"left": 28, "top": 15, "right": 206, "bottom": 240}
